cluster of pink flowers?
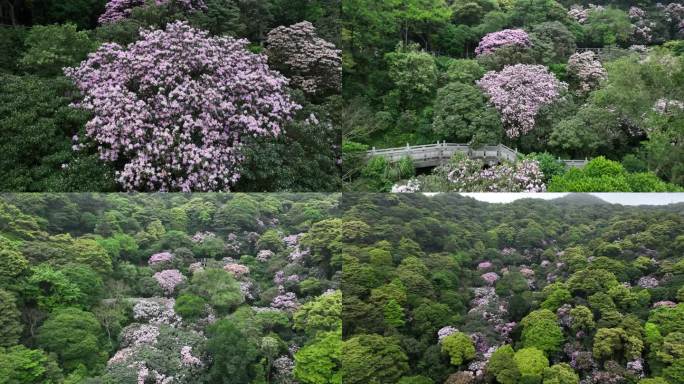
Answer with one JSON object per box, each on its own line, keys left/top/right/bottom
{"left": 653, "top": 300, "right": 677, "bottom": 308}
{"left": 188, "top": 262, "right": 204, "bottom": 274}
{"left": 501, "top": 247, "right": 516, "bottom": 256}
{"left": 99, "top": 0, "right": 206, "bottom": 24}
{"left": 274, "top": 270, "right": 286, "bottom": 285}
{"left": 567, "top": 51, "right": 607, "bottom": 95}
{"left": 289, "top": 244, "right": 310, "bottom": 262}
{"left": 135, "top": 361, "right": 173, "bottom": 384}
{"left": 273, "top": 355, "right": 296, "bottom": 382}
{"left": 271, "top": 292, "right": 299, "bottom": 311}
{"left": 477, "top": 261, "right": 493, "bottom": 270}
{"left": 65, "top": 21, "right": 300, "bottom": 191}
{"left": 148, "top": 252, "right": 174, "bottom": 265}
{"left": 121, "top": 324, "right": 160, "bottom": 347}
{"left": 629, "top": 6, "right": 646, "bottom": 20}
{"left": 653, "top": 98, "right": 684, "bottom": 115}
{"left": 153, "top": 269, "right": 186, "bottom": 294}
{"left": 437, "top": 326, "right": 459, "bottom": 342}
{"left": 475, "top": 29, "right": 531, "bottom": 56}
{"left": 133, "top": 298, "right": 181, "bottom": 326}
{"left": 282, "top": 234, "right": 303, "bottom": 248}
{"left": 478, "top": 64, "right": 566, "bottom": 137}
{"left": 443, "top": 156, "right": 546, "bottom": 192}
{"left": 223, "top": 263, "right": 249, "bottom": 278}
{"left": 481, "top": 272, "right": 500, "bottom": 285}
{"left": 629, "top": 7, "right": 655, "bottom": 44}
{"left": 663, "top": 3, "right": 684, "bottom": 26}
{"left": 391, "top": 178, "right": 422, "bottom": 193}
{"left": 240, "top": 281, "right": 255, "bottom": 300}
{"left": 256, "top": 249, "right": 274, "bottom": 262}
{"left": 191, "top": 231, "right": 216, "bottom": 243}
{"left": 180, "top": 346, "right": 202, "bottom": 366}
{"left": 266, "top": 21, "right": 342, "bottom": 95}
{"left": 568, "top": 5, "right": 589, "bottom": 24}
{"left": 519, "top": 267, "right": 535, "bottom": 278}
{"left": 637, "top": 276, "right": 659, "bottom": 288}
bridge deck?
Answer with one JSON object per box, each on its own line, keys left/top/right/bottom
{"left": 367, "top": 142, "right": 588, "bottom": 168}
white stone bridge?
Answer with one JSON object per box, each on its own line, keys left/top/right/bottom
{"left": 366, "top": 142, "right": 588, "bottom": 169}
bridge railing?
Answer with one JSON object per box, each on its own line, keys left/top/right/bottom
{"left": 366, "top": 142, "right": 588, "bottom": 168}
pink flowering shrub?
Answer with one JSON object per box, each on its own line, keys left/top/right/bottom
{"left": 65, "top": 21, "right": 300, "bottom": 191}
{"left": 271, "top": 292, "right": 299, "bottom": 311}
{"left": 436, "top": 154, "right": 545, "bottom": 192}
{"left": 257, "top": 249, "right": 274, "bottom": 262}
{"left": 567, "top": 52, "right": 607, "bottom": 95}
{"left": 99, "top": 0, "right": 206, "bottom": 24}
{"left": 266, "top": 21, "right": 342, "bottom": 96}
{"left": 568, "top": 5, "right": 589, "bottom": 24}
{"left": 477, "top": 64, "right": 566, "bottom": 137}
{"left": 438, "top": 326, "right": 459, "bottom": 342}
{"left": 153, "top": 269, "right": 186, "bottom": 294}
{"left": 481, "top": 272, "right": 500, "bottom": 285}
{"left": 191, "top": 231, "right": 216, "bottom": 243}
{"left": 148, "top": 251, "right": 174, "bottom": 265}
{"left": 653, "top": 98, "right": 684, "bottom": 115}
{"left": 223, "top": 263, "right": 249, "bottom": 278}
{"left": 180, "top": 346, "right": 202, "bottom": 366}
{"left": 475, "top": 29, "right": 531, "bottom": 56}
{"left": 120, "top": 324, "right": 160, "bottom": 347}
{"left": 653, "top": 300, "right": 676, "bottom": 308}
{"left": 477, "top": 261, "right": 493, "bottom": 270}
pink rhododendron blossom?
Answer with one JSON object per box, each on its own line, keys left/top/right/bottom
{"left": 223, "top": 263, "right": 249, "bottom": 278}
{"left": 568, "top": 5, "right": 589, "bottom": 24}
{"left": 191, "top": 231, "right": 216, "bottom": 243}
{"left": 148, "top": 252, "right": 173, "bottom": 265}
{"left": 266, "top": 21, "right": 342, "bottom": 95}
{"left": 653, "top": 301, "right": 677, "bottom": 308}
{"left": 257, "top": 249, "right": 274, "bottom": 262}
{"left": 478, "top": 261, "right": 493, "bottom": 269}
{"left": 188, "top": 262, "right": 204, "bottom": 274}
{"left": 65, "top": 21, "right": 300, "bottom": 191}
{"left": 653, "top": 98, "right": 684, "bottom": 115}
{"left": 442, "top": 156, "right": 546, "bottom": 192}
{"left": 121, "top": 324, "right": 160, "bottom": 347}
{"left": 99, "top": 0, "right": 206, "bottom": 24}
{"left": 153, "top": 269, "right": 185, "bottom": 294}
{"left": 637, "top": 276, "right": 659, "bottom": 288}
{"left": 133, "top": 298, "right": 180, "bottom": 325}
{"left": 271, "top": 292, "right": 299, "bottom": 311}
{"left": 519, "top": 267, "right": 535, "bottom": 278}
{"left": 477, "top": 64, "right": 566, "bottom": 138}
{"left": 481, "top": 272, "right": 500, "bottom": 285}
{"left": 567, "top": 51, "right": 607, "bottom": 95}
{"left": 391, "top": 178, "right": 422, "bottom": 193}
{"left": 180, "top": 346, "right": 202, "bottom": 366}
{"left": 437, "top": 326, "right": 459, "bottom": 342}
{"left": 475, "top": 29, "right": 531, "bottom": 56}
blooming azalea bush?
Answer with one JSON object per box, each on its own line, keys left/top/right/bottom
{"left": 98, "top": 0, "right": 206, "bottom": 24}
{"left": 567, "top": 51, "right": 607, "bottom": 95}
{"left": 153, "top": 269, "right": 186, "bottom": 295}
{"left": 475, "top": 29, "right": 532, "bottom": 56}
{"left": 65, "top": 21, "right": 300, "bottom": 191}
{"left": 477, "top": 64, "right": 567, "bottom": 138}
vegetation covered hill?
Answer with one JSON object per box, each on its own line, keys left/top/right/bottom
{"left": 0, "top": 193, "right": 341, "bottom": 383}
{"left": 342, "top": 0, "right": 684, "bottom": 192}
{"left": 339, "top": 193, "right": 684, "bottom": 383}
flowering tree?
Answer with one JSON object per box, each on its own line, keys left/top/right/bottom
{"left": 65, "top": 21, "right": 300, "bottom": 191}
{"left": 475, "top": 29, "right": 531, "bottom": 56}
{"left": 441, "top": 155, "right": 546, "bottom": 192}
{"left": 148, "top": 251, "right": 174, "bottom": 265}
{"left": 477, "top": 64, "right": 567, "bottom": 138}
{"left": 98, "top": 0, "right": 206, "bottom": 24}
{"left": 153, "top": 269, "right": 186, "bottom": 295}
{"left": 567, "top": 52, "right": 607, "bottom": 95}
{"left": 266, "top": 21, "right": 342, "bottom": 96}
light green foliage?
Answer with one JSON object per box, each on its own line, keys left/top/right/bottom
{"left": 383, "top": 299, "right": 405, "bottom": 329}
{"left": 442, "top": 59, "right": 485, "bottom": 84}
{"left": 294, "top": 329, "right": 342, "bottom": 384}
{"left": 440, "top": 332, "right": 475, "bottom": 366}
{"left": 294, "top": 290, "right": 342, "bottom": 336}
{"left": 0, "top": 289, "right": 22, "bottom": 347}
{"left": 174, "top": 293, "right": 208, "bottom": 321}
{"left": 24, "top": 264, "right": 83, "bottom": 311}
{"left": 37, "top": 307, "right": 106, "bottom": 372}
{"left": 0, "top": 345, "right": 63, "bottom": 384}
{"left": 257, "top": 229, "right": 283, "bottom": 251}
{"left": 542, "top": 363, "right": 579, "bottom": 384}
{"left": 514, "top": 347, "right": 549, "bottom": 384}
{"left": 566, "top": 268, "right": 619, "bottom": 297}
{"left": 520, "top": 309, "right": 564, "bottom": 354}
{"left": 386, "top": 44, "right": 438, "bottom": 109}
{"left": 581, "top": 7, "right": 632, "bottom": 47}
{"left": 20, "top": 23, "right": 97, "bottom": 76}
{"left": 569, "top": 306, "right": 595, "bottom": 333}
{"left": 187, "top": 268, "right": 244, "bottom": 314}
{"left": 0, "top": 245, "right": 28, "bottom": 280}
{"left": 487, "top": 344, "right": 520, "bottom": 384}
{"left": 341, "top": 334, "right": 409, "bottom": 384}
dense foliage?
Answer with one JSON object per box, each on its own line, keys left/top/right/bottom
{"left": 0, "top": 0, "right": 342, "bottom": 192}
{"left": 0, "top": 193, "right": 341, "bottom": 382}
{"left": 342, "top": 0, "right": 684, "bottom": 191}
{"left": 340, "top": 193, "right": 684, "bottom": 384}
